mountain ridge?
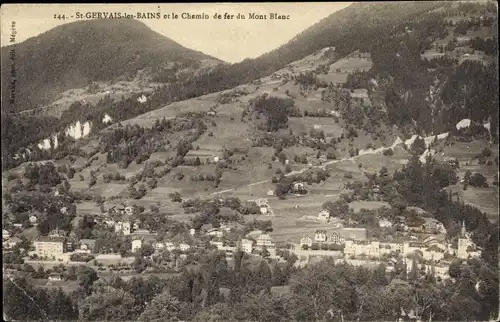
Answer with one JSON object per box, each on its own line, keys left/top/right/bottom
{"left": 0, "top": 18, "right": 221, "bottom": 113}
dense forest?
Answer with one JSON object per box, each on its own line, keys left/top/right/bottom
{"left": 4, "top": 251, "right": 498, "bottom": 321}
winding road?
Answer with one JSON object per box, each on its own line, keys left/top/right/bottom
{"left": 209, "top": 132, "right": 448, "bottom": 197}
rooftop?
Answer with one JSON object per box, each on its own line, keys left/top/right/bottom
{"left": 35, "top": 236, "right": 65, "bottom": 243}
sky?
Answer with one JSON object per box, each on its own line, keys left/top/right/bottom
{"left": 1, "top": 3, "right": 351, "bottom": 63}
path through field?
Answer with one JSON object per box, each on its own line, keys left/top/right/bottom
{"left": 209, "top": 132, "right": 449, "bottom": 197}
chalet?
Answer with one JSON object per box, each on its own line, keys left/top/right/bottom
{"left": 240, "top": 239, "right": 254, "bottom": 253}
{"left": 256, "top": 234, "right": 274, "bottom": 249}
{"left": 124, "top": 206, "right": 134, "bottom": 216}
{"left": 65, "top": 241, "right": 74, "bottom": 252}
{"left": 114, "top": 221, "right": 131, "bottom": 235}
{"left": 291, "top": 182, "right": 307, "bottom": 194}
{"left": 314, "top": 230, "right": 328, "bottom": 243}
{"left": 329, "top": 231, "right": 345, "bottom": 244}
{"left": 131, "top": 238, "right": 142, "bottom": 252}
{"left": 300, "top": 235, "right": 313, "bottom": 248}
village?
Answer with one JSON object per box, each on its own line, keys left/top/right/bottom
{"left": 2, "top": 195, "right": 482, "bottom": 283}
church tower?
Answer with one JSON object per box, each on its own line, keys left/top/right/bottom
{"left": 457, "top": 221, "right": 469, "bottom": 259}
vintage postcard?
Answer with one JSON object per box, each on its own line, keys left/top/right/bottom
{"left": 1, "top": 2, "right": 499, "bottom": 321}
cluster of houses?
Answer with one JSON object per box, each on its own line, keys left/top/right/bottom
{"left": 27, "top": 225, "right": 199, "bottom": 262}
{"left": 300, "top": 222, "right": 478, "bottom": 261}
{"left": 3, "top": 229, "right": 22, "bottom": 250}
{"left": 210, "top": 231, "right": 277, "bottom": 258}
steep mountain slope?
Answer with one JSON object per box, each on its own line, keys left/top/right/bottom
{"left": 187, "top": 1, "right": 498, "bottom": 137}
{"left": 3, "top": 1, "right": 498, "bottom": 171}
{"left": 0, "top": 18, "right": 220, "bottom": 113}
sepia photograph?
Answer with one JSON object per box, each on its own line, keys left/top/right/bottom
{"left": 1, "top": 2, "right": 499, "bottom": 321}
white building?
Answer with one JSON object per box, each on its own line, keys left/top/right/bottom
{"left": 256, "top": 234, "right": 274, "bottom": 249}
{"left": 76, "top": 239, "right": 95, "bottom": 254}
{"left": 179, "top": 243, "right": 191, "bottom": 252}
{"left": 241, "top": 239, "right": 254, "bottom": 253}
{"left": 344, "top": 240, "right": 380, "bottom": 258}
{"left": 124, "top": 206, "right": 134, "bottom": 216}
{"left": 2, "top": 229, "right": 10, "bottom": 240}
{"left": 341, "top": 228, "right": 367, "bottom": 240}
{"left": 314, "top": 230, "right": 328, "bottom": 243}
{"left": 300, "top": 235, "right": 313, "bottom": 248}
{"left": 153, "top": 242, "right": 165, "bottom": 250}
{"left": 457, "top": 221, "right": 481, "bottom": 259}
{"left": 260, "top": 206, "right": 269, "bottom": 215}
{"left": 255, "top": 198, "right": 269, "bottom": 207}
{"left": 292, "top": 182, "right": 305, "bottom": 191}
{"left": 165, "top": 242, "right": 176, "bottom": 251}
{"left": 48, "top": 274, "right": 63, "bottom": 281}
{"left": 132, "top": 239, "right": 142, "bottom": 252}
{"left": 378, "top": 219, "right": 393, "bottom": 228}
{"left": 329, "top": 231, "right": 345, "bottom": 244}
{"left": 190, "top": 228, "right": 196, "bottom": 236}
{"left": 114, "top": 221, "right": 131, "bottom": 236}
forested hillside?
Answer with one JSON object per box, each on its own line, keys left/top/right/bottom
{"left": 2, "top": 1, "right": 498, "bottom": 170}
{"left": 0, "top": 18, "right": 219, "bottom": 113}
